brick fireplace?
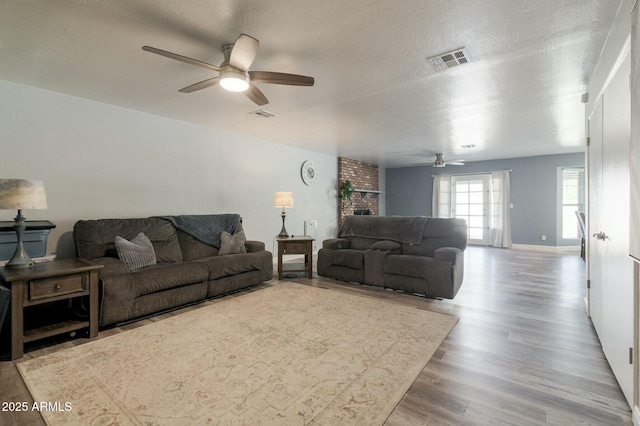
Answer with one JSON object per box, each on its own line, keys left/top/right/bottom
{"left": 337, "top": 157, "right": 379, "bottom": 223}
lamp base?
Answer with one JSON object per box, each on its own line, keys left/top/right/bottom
{"left": 6, "top": 248, "right": 35, "bottom": 269}
{"left": 5, "top": 210, "right": 35, "bottom": 269}
{"left": 278, "top": 210, "right": 289, "bottom": 238}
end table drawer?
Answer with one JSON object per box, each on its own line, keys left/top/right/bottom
{"left": 29, "top": 274, "right": 86, "bottom": 301}
{"left": 283, "top": 242, "right": 308, "bottom": 254}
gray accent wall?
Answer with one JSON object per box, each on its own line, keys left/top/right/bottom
{"left": 385, "top": 153, "right": 585, "bottom": 246}
{"left": 0, "top": 80, "right": 339, "bottom": 258}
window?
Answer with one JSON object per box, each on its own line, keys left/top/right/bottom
{"left": 561, "top": 168, "right": 585, "bottom": 239}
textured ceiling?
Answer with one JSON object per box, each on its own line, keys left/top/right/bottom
{"left": 0, "top": 0, "right": 622, "bottom": 167}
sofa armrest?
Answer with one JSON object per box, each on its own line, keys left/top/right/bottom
{"left": 323, "top": 238, "right": 350, "bottom": 250}
{"left": 369, "top": 240, "right": 401, "bottom": 251}
{"left": 434, "top": 247, "right": 465, "bottom": 293}
{"left": 434, "top": 247, "right": 463, "bottom": 265}
{"left": 89, "top": 256, "right": 127, "bottom": 277}
{"left": 245, "top": 240, "right": 265, "bottom": 253}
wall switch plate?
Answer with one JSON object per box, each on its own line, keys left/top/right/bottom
{"left": 541, "top": 235, "right": 547, "bottom": 241}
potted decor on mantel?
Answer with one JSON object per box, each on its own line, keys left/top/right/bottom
{"left": 339, "top": 180, "right": 355, "bottom": 211}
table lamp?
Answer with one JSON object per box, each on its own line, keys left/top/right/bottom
{"left": 0, "top": 179, "right": 48, "bottom": 269}
{"left": 274, "top": 191, "right": 294, "bottom": 238}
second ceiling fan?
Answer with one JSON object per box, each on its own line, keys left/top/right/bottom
{"left": 142, "top": 33, "right": 315, "bottom": 106}
{"left": 427, "top": 153, "right": 466, "bottom": 168}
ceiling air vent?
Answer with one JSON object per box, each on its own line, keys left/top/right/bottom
{"left": 248, "top": 109, "right": 276, "bottom": 118}
{"left": 428, "top": 48, "right": 470, "bottom": 72}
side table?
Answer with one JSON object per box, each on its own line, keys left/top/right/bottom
{"left": 277, "top": 236, "right": 314, "bottom": 279}
{"left": 0, "top": 258, "right": 102, "bottom": 360}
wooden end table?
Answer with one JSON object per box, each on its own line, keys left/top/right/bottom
{"left": 277, "top": 235, "right": 314, "bottom": 279}
{"left": 0, "top": 258, "right": 102, "bottom": 360}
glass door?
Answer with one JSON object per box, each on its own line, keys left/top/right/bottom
{"left": 452, "top": 175, "right": 490, "bottom": 245}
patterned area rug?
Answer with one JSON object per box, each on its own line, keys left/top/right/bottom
{"left": 18, "top": 282, "right": 457, "bottom": 425}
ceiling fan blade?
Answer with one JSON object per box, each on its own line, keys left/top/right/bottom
{"left": 142, "top": 46, "right": 221, "bottom": 72}
{"left": 245, "top": 83, "right": 269, "bottom": 106}
{"left": 249, "top": 71, "right": 315, "bottom": 86}
{"left": 179, "top": 77, "right": 220, "bottom": 93}
{"left": 448, "top": 162, "right": 465, "bottom": 166}
{"left": 229, "top": 34, "right": 259, "bottom": 71}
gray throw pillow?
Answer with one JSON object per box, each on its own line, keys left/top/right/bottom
{"left": 115, "top": 232, "right": 157, "bottom": 271}
{"left": 218, "top": 230, "right": 247, "bottom": 255}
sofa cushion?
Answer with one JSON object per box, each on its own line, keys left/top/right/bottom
{"left": 385, "top": 255, "right": 452, "bottom": 284}
{"left": 219, "top": 230, "right": 247, "bottom": 255}
{"left": 115, "top": 232, "right": 156, "bottom": 271}
{"left": 346, "top": 237, "right": 377, "bottom": 250}
{"left": 129, "top": 262, "right": 209, "bottom": 297}
{"left": 385, "top": 255, "right": 426, "bottom": 279}
{"left": 402, "top": 218, "right": 467, "bottom": 257}
{"left": 74, "top": 217, "right": 183, "bottom": 262}
{"left": 328, "top": 249, "right": 364, "bottom": 269}
{"left": 338, "top": 215, "right": 427, "bottom": 244}
{"left": 322, "top": 238, "right": 350, "bottom": 250}
{"left": 177, "top": 229, "right": 219, "bottom": 260}
{"left": 195, "top": 252, "right": 265, "bottom": 280}
{"left": 160, "top": 214, "right": 241, "bottom": 248}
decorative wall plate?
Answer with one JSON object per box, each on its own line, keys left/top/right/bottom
{"left": 301, "top": 160, "right": 318, "bottom": 185}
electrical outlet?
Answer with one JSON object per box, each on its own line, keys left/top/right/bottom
{"left": 541, "top": 235, "right": 547, "bottom": 241}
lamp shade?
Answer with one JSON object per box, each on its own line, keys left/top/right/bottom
{"left": 274, "top": 191, "right": 294, "bottom": 208}
{"left": 0, "top": 179, "right": 47, "bottom": 210}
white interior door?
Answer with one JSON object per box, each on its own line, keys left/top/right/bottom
{"left": 452, "top": 175, "right": 490, "bottom": 245}
{"left": 588, "top": 53, "right": 633, "bottom": 407}
{"left": 589, "top": 98, "right": 604, "bottom": 332}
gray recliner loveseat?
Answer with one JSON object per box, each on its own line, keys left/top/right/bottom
{"left": 318, "top": 216, "right": 467, "bottom": 298}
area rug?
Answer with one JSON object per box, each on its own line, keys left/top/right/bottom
{"left": 18, "top": 282, "right": 458, "bottom": 425}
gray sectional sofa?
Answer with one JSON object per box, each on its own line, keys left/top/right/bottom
{"left": 73, "top": 215, "right": 272, "bottom": 326}
{"left": 318, "top": 216, "right": 467, "bottom": 298}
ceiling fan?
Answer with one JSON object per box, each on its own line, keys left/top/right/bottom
{"left": 426, "top": 153, "right": 466, "bottom": 168}
{"left": 142, "top": 33, "right": 314, "bottom": 106}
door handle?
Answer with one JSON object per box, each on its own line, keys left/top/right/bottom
{"left": 592, "top": 231, "right": 608, "bottom": 241}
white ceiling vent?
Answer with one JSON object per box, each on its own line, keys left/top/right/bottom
{"left": 248, "top": 109, "right": 276, "bottom": 118}
{"left": 428, "top": 48, "right": 470, "bottom": 72}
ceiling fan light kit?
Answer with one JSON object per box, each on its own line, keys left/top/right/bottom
{"left": 142, "top": 33, "right": 314, "bottom": 105}
{"left": 219, "top": 70, "right": 249, "bottom": 92}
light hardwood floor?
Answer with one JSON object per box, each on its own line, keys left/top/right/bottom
{"left": 0, "top": 246, "right": 633, "bottom": 425}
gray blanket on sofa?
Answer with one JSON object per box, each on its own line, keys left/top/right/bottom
{"left": 160, "top": 214, "right": 241, "bottom": 248}
{"left": 338, "top": 216, "right": 428, "bottom": 244}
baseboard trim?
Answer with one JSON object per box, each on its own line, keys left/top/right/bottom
{"left": 512, "top": 244, "right": 580, "bottom": 254}
{"left": 633, "top": 405, "right": 640, "bottom": 426}
{"left": 583, "top": 296, "right": 590, "bottom": 317}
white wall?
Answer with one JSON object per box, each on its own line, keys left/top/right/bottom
{"left": 0, "top": 80, "right": 338, "bottom": 258}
